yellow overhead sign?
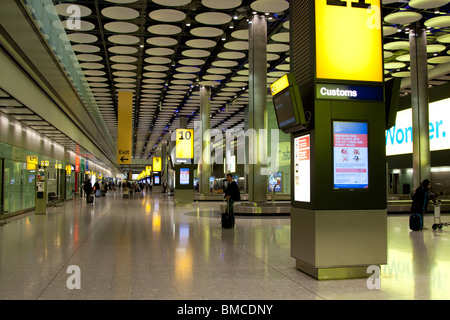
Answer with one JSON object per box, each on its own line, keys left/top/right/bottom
{"left": 315, "top": 0, "right": 383, "bottom": 82}
{"left": 175, "top": 129, "right": 194, "bottom": 162}
{"left": 146, "top": 166, "right": 152, "bottom": 176}
{"left": 270, "top": 74, "right": 290, "bottom": 96}
{"left": 27, "top": 155, "right": 38, "bottom": 170}
{"left": 117, "top": 92, "right": 133, "bottom": 164}
{"left": 153, "top": 157, "right": 162, "bottom": 172}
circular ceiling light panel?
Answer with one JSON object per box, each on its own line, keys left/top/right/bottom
{"left": 76, "top": 54, "right": 102, "bottom": 62}
{"left": 384, "top": 11, "right": 422, "bottom": 25}
{"left": 217, "top": 51, "right": 246, "bottom": 59}
{"left": 391, "top": 71, "right": 411, "bottom": 78}
{"left": 143, "top": 78, "right": 165, "bottom": 84}
{"left": 108, "top": 35, "right": 140, "bottom": 45}
{"left": 152, "top": 0, "right": 192, "bottom": 5}
{"left": 195, "top": 12, "right": 232, "bottom": 25}
{"left": 186, "top": 39, "right": 217, "bottom": 49}
{"left": 68, "top": 33, "right": 97, "bottom": 43}
{"left": 409, "top": 0, "right": 449, "bottom": 9}
{"left": 201, "top": 0, "right": 242, "bottom": 9}
{"left": 203, "top": 74, "right": 226, "bottom": 81}
{"left": 383, "top": 26, "right": 398, "bottom": 36}
{"left": 144, "top": 65, "right": 169, "bottom": 72}
{"left": 80, "top": 62, "right": 104, "bottom": 69}
{"left": 428, "top": 56, "right": 450, "bottom": 64}
{"left": 384, "top": 62, "right": 406, "bottom": 69}
{"left": 191, "top": 27, "right": 223, "bottom": 38}
{"left": 178, "top": 58, "right": 205, "bottom": 66}
{"left": 199, "top": 81, "right": 221, "bottom": 86}
{"left": 101, "top": 7, "right": 140, "bottom": 20}
{"left": 62, "top": 20, "right": 95, "bottom": 31}
{"left": 104, "top": 21, "right": 139, "bottom": 33}
{"left": 84, "top": 70, "right": 106, "bottom": 76}
{"left": 226, "top": 82, "right": 247, "bottom": 87}
{"left": 182, "top": 49, "right": 211, "bottom": 58}
{"left": 231, "top": 30, "right": 249, "bottom": 40}
{"left": 207, "top": 68, "right": 232, "bottom": 74}
{"left": 111, "top": 63, "right": 137, "bottom": 70}
{"left": 106, "top": 0, "right": 139, "bottom": 3}
{"left": 427, "top": 44, "right": 446, "bottom": 53}
{"left": 149, "top": 9, "right": 186, "bottom": 22}
{"left": 425, "top": 15, "right": 450, "bottom": 28}
{"left": 115, "top": 83, "right": 136, "bottom": 88}
{"left": 86, "top": 77, "right": 108, "bottom": 82}
{"left": 267, "top": 53, "right": 280, "bottom": 61}
{"left": 251, "top": 0, "right": 289, "bottom": 13}
{"left": 148, "top": 24, "right": 182, "bottom": 35}
{"left": 55, "top": 4, "right": 92, "bottom": 17}
{"left": 110, "top": 55, "right": 137, "bottom": 63}
{"left": 437, "top": 34, "right": 450, "bottom": 43}
{"left": 145, "top": 57, "right": 171, "bottom": 64}
{"left": 275, "top": 64, "right": 290, "bottom": 71}
{"left": 395, "top": 54, "right": 410, "bottom": 61}
{"left": 146, "top": 48, "right": 175, "bottom": 56}
{"left": 114, "top": 78, "right": 136, "bottom": 83}
{"left": 271, "top": 32, "right": 290, "bottom": 43}
{"left": 383, "top": 41, "right": 409, "bottom": 50}
{"left": 176, "top": 66, "right": 201, "bottom": 73}
{"left": 147, "top": 37, "right": 178, "bottom": 46}
{"left": 224, "top": 41, "right": 248, "bottom": 50}
{"left": 113, "top": 71, "right": 136, "bottom": 77}
{"left": 267, "top": 43, "right": 289, "bottom": 52}
{"left": 173, "top": 73, "right": 197, "bottom": 79}
{"left": 212, "top": 60, "right": 238, "bottom": 68}
{"left": 108, "top": 46, "right": 138, "bottom": 54}
{"left": 143, "top": 72, "right": 166, "bottom": 78}
{"left": 231, "top": 76, "right": 249, "bottom": 82}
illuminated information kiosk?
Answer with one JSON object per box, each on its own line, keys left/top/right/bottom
{"left": 277, "top": 0, "right": 387, "bottom": 280}
{"left": 173, "top": 128, "right": 195, "bottom": 204}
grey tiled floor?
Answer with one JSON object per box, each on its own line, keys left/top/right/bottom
{"left": 1, "top": 190, "right": 449, "bottom": 300}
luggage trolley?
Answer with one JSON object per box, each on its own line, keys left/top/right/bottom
{"left": 432, "top": 200, "right": 449, "bottom": 230}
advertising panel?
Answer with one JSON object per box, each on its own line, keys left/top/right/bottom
{"left": 294, "top": 134, "right": 310, "bottom": 202}
{"left": 385, "top": 98, "right": 450, "bottom": 156}
{"left": 333, "top": 122, "right": 369, "bottom": 189}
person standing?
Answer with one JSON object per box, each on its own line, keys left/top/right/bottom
{"left": 224, "top": 174, "right": 240, "bottom": 227}
{"left": 411, "top": 179, "right": 436, "bottom": 230}
{"left": 83, "top": 180, "right": 93, "bottom": 203}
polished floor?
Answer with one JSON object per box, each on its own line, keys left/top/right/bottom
{"left": 1, "top": 189, "right": 450, "bottom": 300}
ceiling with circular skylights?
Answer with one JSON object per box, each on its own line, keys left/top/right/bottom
{"left": 48, "top": 0, "right": 450, "bottom": 165}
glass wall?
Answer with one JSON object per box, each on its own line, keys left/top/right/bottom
{"left": 3, "top": 159, "right": 35, "bottom": 213}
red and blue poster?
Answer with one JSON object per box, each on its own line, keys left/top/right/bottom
{"left": 333, "top": 122, "right": 368, "bottom": 189}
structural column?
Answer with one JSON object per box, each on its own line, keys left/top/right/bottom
{"left": 199, "top": 85, "right": 211, "bottom": 195}
{"left": 410, "top": 22, "right": 431, "bottom": 189}
{"left": 248, "top": 14, "right": 268, "bottom": 203}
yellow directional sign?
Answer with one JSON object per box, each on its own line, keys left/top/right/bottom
{"left": 27, "top": 155, "right": 38, "bottom": 170}
{"left": 315, "top": 0, "right": 383, "bottom": 82}
{"left": 117, "top": 92, "right": 133, "bottom": 164}
{"left": 176, "top": 129, "right": 194, "bottom": 163}
{"left": 153, "top": 157, "right": 162, "bottom": 172}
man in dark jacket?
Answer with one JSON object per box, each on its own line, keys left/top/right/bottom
{"left": 83, "top": 180, "right": 93, "bottom": 203}
{"left": 224, "top": 174, "right": 240, "bottom": 224}
{"left": 411, "top": 179, "right": 436, "bottom": 229}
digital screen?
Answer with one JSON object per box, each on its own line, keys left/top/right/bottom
{"left": 273, "top": 88, "right": 297, "bottom": 129}
{"left": 386, "top": 97, "right": 450, "bottom": 156}
{"left": 294, "top": 135, "right": 310, "bottom": 202}
{"left": 154, "top": 175, "right": 160, "bottom": 185}
{"left": 268, "top": 172, "right": 282, "bottom": 192}
{"left": 180, "top": 168, "right": 189, "bottom": 185}
{"left": 333, "top": 122, "right": 369, "bottom": 189}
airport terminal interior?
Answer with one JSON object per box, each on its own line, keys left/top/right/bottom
{"left": 1, "top": 0, "right": 450, "bottom": 300}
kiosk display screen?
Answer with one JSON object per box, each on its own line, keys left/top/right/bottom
{"left": 273, "top": 88, "right": 297, "bottom": 129}
{"left": 154, "top": 175, "right": 160, "bottom": 185}
{"left": 333, "top": 121, "right": 369, "bottom": 189}
{"left": 294, "top": 134, "right": 310, "bottom": 202}
{"left": 180, "top": 168, "right": 189, "bottom": 185}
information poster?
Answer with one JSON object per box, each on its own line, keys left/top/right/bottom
{"left": 294, "top": 134, "right": 310, "bottom": 202}
{"left": 180, "top": 168, "right": 189, "bottom": 185}
{"left": 333, "top": 122, "right": 369, "bottom": 189}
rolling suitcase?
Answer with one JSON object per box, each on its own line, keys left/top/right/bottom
{"left": 96, "top": 189, "right": 101, "bottom": 197}
{"left": 87, "top": 194, "right": 94, "bottom": 204}
{"left": 410, "top": 213, "right": 422, "bottom": 231}
{"left": 221, "top": 199, "right": 234, "bottom": 229}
